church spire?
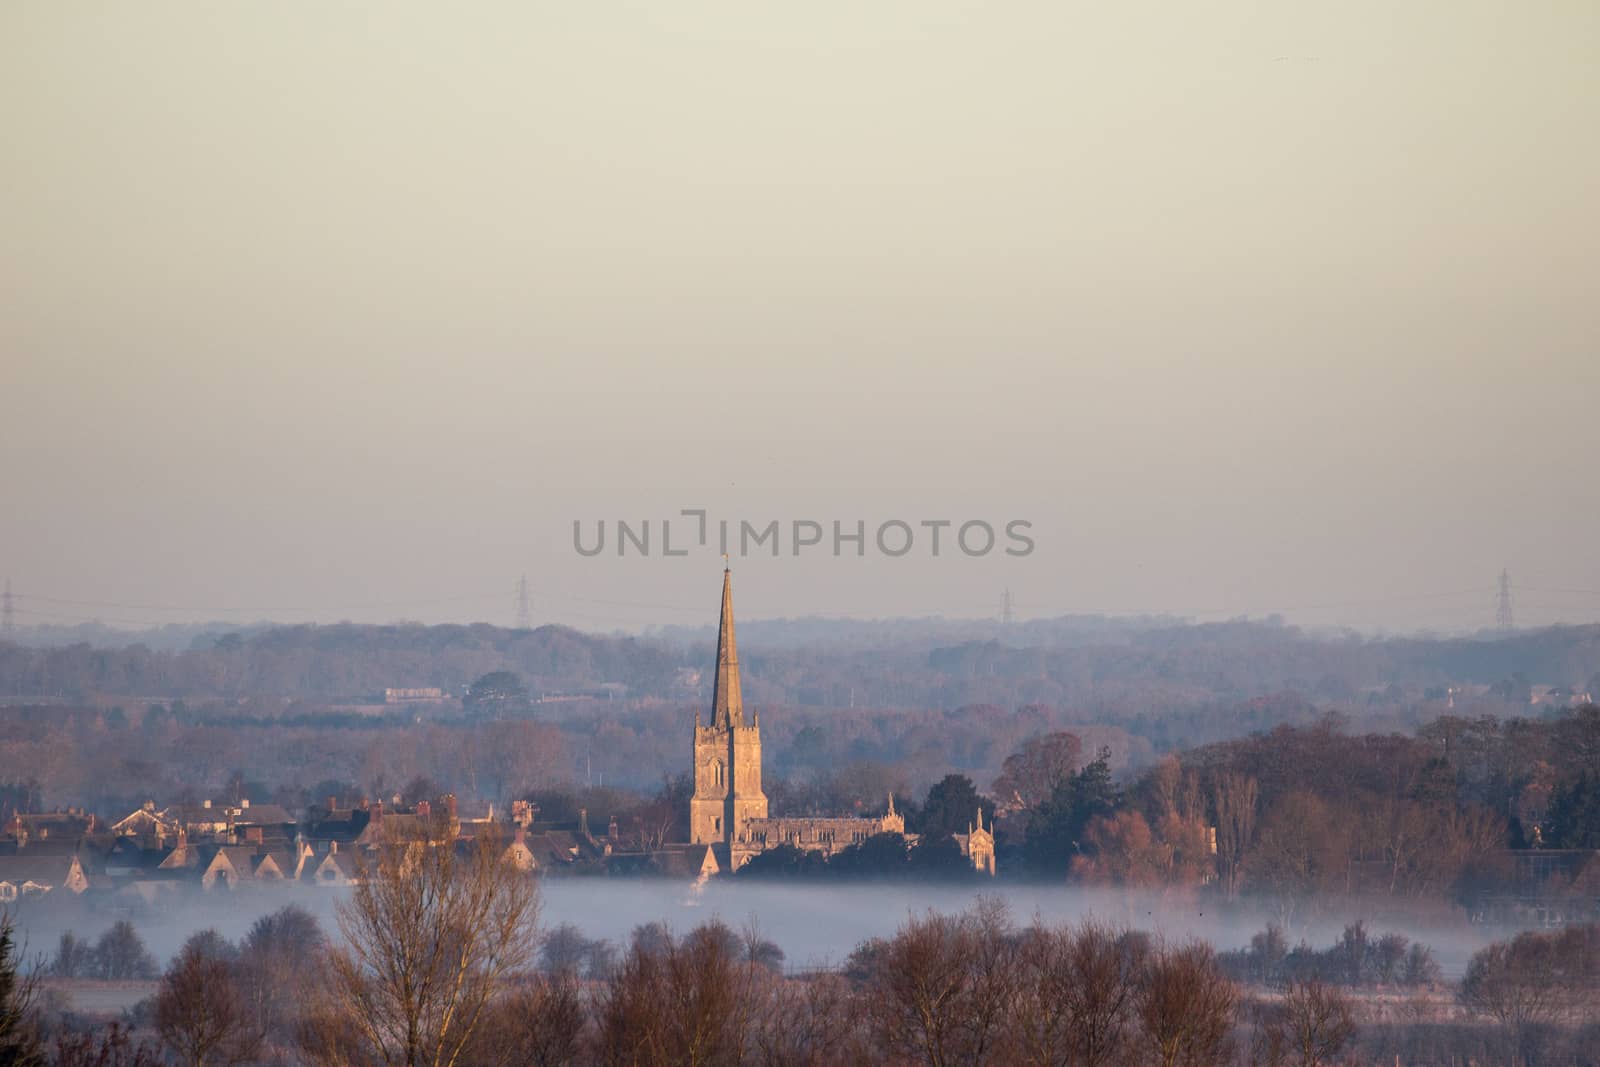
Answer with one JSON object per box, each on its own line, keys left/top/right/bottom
{"left": 710, "top": 566, "right": 743, "bottom": 727}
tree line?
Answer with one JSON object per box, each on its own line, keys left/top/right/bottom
{"left": 6, "top": 884, "right": 1597, "bottom": 1066}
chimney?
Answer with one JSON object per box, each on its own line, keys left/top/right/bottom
{"left": 327, "top": 795, "right": 338, "bottom": 813}
{"left": 329, "top": 840, "right": 337, "bottom": 854}
{"left": 417, "top": 800, "right": 431, "bottom": 819}
{"left": 202, "top": 799, "right": 212, "bottom": 809}
{"left": 444, "top": 794, "right": 457, "bottom": 820}
{"left": 359, "top": 797, "right": 369, "bottom": 811}
{"left": 514, "top": 827, "right": 527, "bottom": 847}
{"left": 372, "top": 800, "right": 383, "bottom": 823}
{"left": 578, "top": 808, "right": 590, "bottom": 837}
{"left": 608, "top": 815, "right": 619, "bottom": 840}
{"left": 86, "top": 813, "right": 96, "bottom": 832}
{"left": 240, "top": 798, "right": 250, "bottom": 810}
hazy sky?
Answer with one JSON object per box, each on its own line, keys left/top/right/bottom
{"left": 3, "top": 2, "right": 1597, "bottom": 634}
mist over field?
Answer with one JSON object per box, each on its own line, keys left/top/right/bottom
{"left": 16, "top": 880, "right": 1501, "bottom": 982}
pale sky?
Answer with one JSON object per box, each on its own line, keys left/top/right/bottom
{"left": 2, "top": 2, "right": 1597, "bottom": 634}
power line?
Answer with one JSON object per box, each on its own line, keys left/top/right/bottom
{"left": 1518, "top": 582, "right": 1600, "bottom": 597}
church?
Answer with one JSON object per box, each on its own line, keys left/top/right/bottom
{"left": 688, "top": 568, "right": 915, "bottom": 871}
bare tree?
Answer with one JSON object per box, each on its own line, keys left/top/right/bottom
{"left": 94, "top": 920, "right": 157, "bottom": 980}
{"left": 741, "top": 917, "right": 787, "bottom": 976}
{"left": 1135, "top": 941, "right": 1237, "bottom": 1067}
{"left": 1212, "top": 772, "right": 1258, "bottom": 899}
{"left": 51, "top": 1023, "right": 162, "bottom": 1067}
{"left": 154, "top": 936, "right": 259, "bottom": 1067}
{"left": 861, "top": 902, "right": 1017, "bottom": 1067}
{"left": 751, "top": 971, "right": 867, "bottom": 1067}
{"left": 1010, "top": 921, "right": 1135, "bottom": 1067}
{"left": 957, "top": 898, "right": 1018, "bottom": 1064}
{"left": 1018, "top": 920, "right": 1140, "bottom": 1067}
{"left": 238, "top": 904, "right": 325, "bottom": 1055}
{"left": 475, "top": 972, "right": 587, "bottom": 1067}
{"left": 1271, "top": 979, "right": 1356, "bottom": 1067}
{"left": 0, "top": 912, "right": 44, "bottom": 1067}
{"left": 993, "top": 732, "right": 1082, "bottom": 808}
{"left": 303, "top": 821, "right": 540, "bottom": 1067}
{"left": 862, "top": 911, "right": 974, "bottom": 1067}
{"left": 1460, "top": 926, "right": 1597, "bottom": 1057}
{"left": 594, "top": 919, "right": 757, "bottom": 1067}
{"left": 538, "top": 922, "right": 592, "bottom": 976}
{"left": 50, "top": 931, "right": 94, "bottom": 978}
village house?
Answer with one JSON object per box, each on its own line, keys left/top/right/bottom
{"left": 306, "top": 843, "right": 361, "bottom": 887}
{"left": 0, "top": 853, "right": 89, "bottom": 901}
{"left": 109, "top": 798, "right": 297, "bottom": 850}
{"left": 3, "top": 809, "right": 96, "bottom": 847}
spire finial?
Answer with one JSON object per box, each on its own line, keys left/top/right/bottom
{"left": 710, "top": 567, "right": 743, "bottom": 727}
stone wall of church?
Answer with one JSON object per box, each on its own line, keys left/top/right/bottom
{"left": 739, "top": 814, "right": 897, "bottom": 857}
{"left": 729, "top": 722, "right": 766, "bottom": 829}
{"left": 690, "top": 724, "right": 730, "bottom": 846}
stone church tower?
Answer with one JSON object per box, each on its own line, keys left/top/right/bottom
{"left": 690, "top": 568, "right": 767, "bottom": 856}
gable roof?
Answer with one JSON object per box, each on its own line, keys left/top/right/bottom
{"left": 110, "top": 807, "right": 178, "bottom": 837}
{"left": 204, "top": 847, "right": 261, "bottom": 881}
{"left": 255, "top": 851, "right": 297, "bottom": 878}
{"left": 306, "top": 848, "right": 361, "bottom": 883}
{"left": 0, "top": 853, "right": 85, "bottom": 889}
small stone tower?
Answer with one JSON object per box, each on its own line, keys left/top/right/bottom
{"left": 690, "top": 568, "right": 767, "bottom": 856}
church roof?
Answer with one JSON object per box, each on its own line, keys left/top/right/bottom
{"left": 711, "top": 567, "right": 744, "bottom": 728}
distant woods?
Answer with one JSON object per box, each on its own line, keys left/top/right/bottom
{"left": 3, "top": 615, "right": 1598, "bottom": 725}
{"left": 2, "top": 615, "right": 1598, "bottom": 821}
